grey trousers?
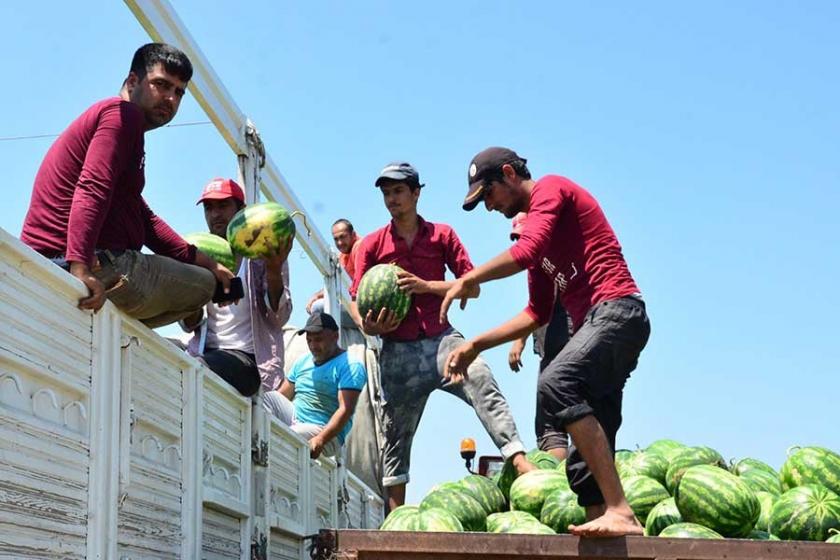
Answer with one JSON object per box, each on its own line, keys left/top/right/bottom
{"left": 378, "top": 328, "right": 526, "bottom": 487}
{"left": 262, "top": 391, "right": 341, "bottom": 458}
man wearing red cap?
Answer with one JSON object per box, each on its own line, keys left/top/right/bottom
{"left": 182, "top": 178, "right": 293, "bottom": 395}
{"left": 20, "top": 44, "right": 233, "bottom": 327}
{"left": 441, "top": 148, "right": 650, "bottom": 537}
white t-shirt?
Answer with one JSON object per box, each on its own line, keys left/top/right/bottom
{"left": 206, "top": 260, "right": 254, "bottom": 353}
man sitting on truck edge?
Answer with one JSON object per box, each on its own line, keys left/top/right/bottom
{"left": 20, "top": 43, "right": 232, "bottom": 328}
{"left": 305, "top": 218, "right": 364, "bottom": 316}
{"left": 441, "top": 147, "right": 650, "bottom": 537}
{"left": 348, "top": 161, "right": 534, "bottom": 512}
{"left": 181, "top": 178, "right": 293, "bottom": 396}
{"left": 263, "top": 312, "right": 366, "bottom": 459}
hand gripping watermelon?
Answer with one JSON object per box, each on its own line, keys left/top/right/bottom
{"left": 226, "top": 201, "right": 300, "bottom": 259}
{"left": 780, "top": 446, "right": 840, "bottom": 495}
{"left": 769, "top": 484, "right": 840, "bottom": 542}
{"left": 183, "top": 232, "right": 236, "bottom": 271}
{"left": 497, "top": 449, "right": 562, "bottom": 500}
{"left": 658, "top": 522, "right": 724, "bottom": 539}
{"left": 356, "top": 264, "right": 411, "bottom": 324}
{"left": 674, "top": 464, "right": 760, "bottom": 538}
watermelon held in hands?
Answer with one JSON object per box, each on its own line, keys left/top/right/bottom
{"left": 768, "top": 484, "right": 840, "bottom": 542}
{"left": 184, "top": 232, "right": 236, "bottom": 271}
{"left": 497, "top": 449, "right": 562, "bottom": 501}
{"left": 356, "top": 264, "right": 411, "bottom": 324}
{"left": 380, "top": 505, "right": 464, "bottom": 532}
{"left": 644, "top": 497, "right": 683, "bottom": 536}
{"left": 780, "top": 446, "right": 840, "bottom": 495}
{"left": 659, "top": 522, "right": 724, "bottom": 539}
{"left": 226, "top": 201, "right": 298, "bottom": 259}
{"left": 674, "top": 464, "right": 760, "bottom": 538}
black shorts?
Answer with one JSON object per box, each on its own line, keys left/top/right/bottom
{"left": 536, "top": 296, "right": 650, "bottom": 506}
{"left": 201, "top": 348, "right": 261, "bottom": 397}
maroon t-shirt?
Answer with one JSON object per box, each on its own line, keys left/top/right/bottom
{"left": 509, "top": 175, "right": 640, "bottom": 331}
{"left": 20, "top": 97, "right": 195, "bottom": 267}
{"left": 350, "top": 216, "right": 473, "bottom": 341}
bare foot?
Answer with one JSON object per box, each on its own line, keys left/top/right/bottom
{"left": 511, "top": 453, "right": 537, "bottom": 476}
{"left": 569, "top": 508, "right": 643, "bottom": 538}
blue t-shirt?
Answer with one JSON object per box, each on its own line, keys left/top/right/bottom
{"left": 288, "top": 351, "right": 366, "bottom": 444}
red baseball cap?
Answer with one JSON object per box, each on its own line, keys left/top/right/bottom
{"left": 510, "top": 212, "right": 527, "bottom": 240}
{"left": 196, "top": 178, "right": 245, "bottom": 205}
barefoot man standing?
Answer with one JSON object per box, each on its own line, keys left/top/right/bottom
{"left": 441, "top": 147, "right": 651, "bottom": 537}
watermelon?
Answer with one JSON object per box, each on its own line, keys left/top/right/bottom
{"left": 486, "top": 511, "right": 540, "bottom": 533}
{"left": 754, "top": 491, "right": 777, "bottom": 531}
{"left": 499, "top": 521, "right": 556, "bottom": 535}
{"left": 459, "top": 474, "right": 506, "bottom": 516}
{"left": 226, "top": 201, "right": 297, "bottom": 259}
{"left": 380, "top": 505, "right": 464, "bottom": 532}
{"left": 619, "top": 453, "right": 670, "bottom": 488}
{"left": 748, "top": 529, "right": 780, "bottom": 540}
{"left": 420, "top": 487, "right": 486, "bottom": 532}
{"left": 659, "top": 522, "right": 723, "bottom": 539}
{"left": 510, "top": 470, "right": 569, "bottom": 518}
{"left": 740, "top": 468, "right": 782, "bottom": 496}
{"left": 623, "top": 475, "right": 670, "bottom": 526}
{"left": 674, "top": 464, "right": 759, "bottom": 538}
{"left": 665, "top": 446, "right": 726, "bottom": 494}
{"left": 356, "top": 264, "right": 411, "bottom": 324}
{"left": 646, "top": 439, "right": 688, "bottom": 462}
{"left": 827, "top": 528, "right": 840, "bottom": 543}
{"left": 768, "top": 484, "right": 840, "bottom": 542}
{"left": 540, "top": 488, "right": 586, "bottom": 533}
{"left": 780, "top": 446, "right": 840, "bottom": 495}
{"left": 731, "top": 457, "right": 778, "bottom": 478}
{"left": 184, "top": 232, "right": 236, "bottom": 271}
{"left": 644, "top": 497, "right": 683, "bottom": 536}
{"left": 498, "top": 449, "right": 562, "bottom": 500}
{"left": 427, "top": 481, "right": 463, "bottom": 495}
{"left": 615, "top": 449, "right": 637, "bottom": 463}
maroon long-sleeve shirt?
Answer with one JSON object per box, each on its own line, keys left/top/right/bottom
{"left": 21, "top": 97, "right": 195, "bottom": 267}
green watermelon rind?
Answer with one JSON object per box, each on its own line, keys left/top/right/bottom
{"left": 780, "top": 446, "right": 840, "bottom": 496}
{"left": 184, "top": 232, "right": 236, "bottom": 271}
{"left": 659, "top": 522, "right": 724, "bottom": 539}
{"left": 675, "top": 464, "right": 759, "bottom": 538}
{"left": 420, "top": 487, "right": 487, "bottom": 532}
{"left": 459, "top": 474, "right": 507, "bottom": 516}
{"left": 486, "top": 511, "right": 541, "bottom": 533}
{"left": 498, "top": 449, "right": 562, "bottom": 500}
{"left": 768, "top": 484, "right": 840, "bottom": 542}
{"left": 739, "top": 468, "right": 782, "bottom": 496}
{"left": 645, "top": 497, "right": 683, "bottom": 537}
{"left": 540, "top": 488, "right": 586, "bottom": 534}
{"left": 226, "top": 201, "right": 296, "bottom": 259}
{"left": 509, "top": 469, "right": 569, "bottom": 518}
{"left": 623, "top": 474, "right": 670, "bottom": 526}
{"left": 356, "top": 263, "right": 412, "bottom": 323}
{"left": 665, "top": 446, "right": 726, "bottom": 494}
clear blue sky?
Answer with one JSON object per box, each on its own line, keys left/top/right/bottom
{"left": 1, "top": 2, "right": 838, "bottom": 503}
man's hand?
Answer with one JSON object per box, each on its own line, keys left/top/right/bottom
{"left": 508, "top": 337, "right": 526, "bottom": 372}
{"left": 309, "top": 435, "right": 326, "bottom": 459}
{"left": 212, "top": 261, "right": 238, "bottom": 306}
{"left": 70, "top": 261, "right": 107, "bottom": 312}
{"left": 439, "top": 277, "right": 480, "bottom": 323}
{"left": 362, "top": 308, "right": 401, "bottom": 336}
{"left": 443, "top": 341, "right": 479, "bottom": 385}
{"left": 306, "top": 290, "right": 324, "bottom": 313}
{"left": 264, "top": 235, "right": 293, "bottom": 269}
{"left": 396, "top": 270, "right": 429, "bottom": 295}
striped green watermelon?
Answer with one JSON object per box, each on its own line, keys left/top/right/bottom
{"left": 644, "top": 497, "right": 683, "bottom": 536}
{"left": 615, "top": 449, "right": 637, "bottom": 463}
{"left": 623, "top": 475, "right": 670, "bottom": 526}
{"left": 427, "top": 481, "right": 463, "bottom": 495}
{"left": 356, "top": 264, "right": 411, "bottom": 324}
{"left": 459, "top": 474, "right": 506, "bottom": 516}
{"left": 510, "top": 470, "right": 569, "bottom": 518}
{"left": 665, "top": 446, "right": 726, "bottom": 494}
{"left": 619, "top": 453, "right": 669, "bottom": 487}
{"left": 827, "top": 528, "right": 840, "bottom": 543}
{"left": 748, "top": 529, "right": 780, "bottom": 540}
{"left": 499, "top": 521, "right": 556, "bottom": 535}
{"left": 731, "top": 457, "right": 778, "bottom": 478}
{"left": 540, "top": 488, "right": 586, "bottom": 533}
{"left": 226, "top": 201, "right": 297, "bottom": 259}
{"left": 184, "top": 232, "right": 236, "bottom": 271}
{"left": 768, "top": 484, "right": 840, "bottom": 542}
{"left": 780, "top": 446, "right": 840, "bottom": 495}
{"left": 486, "top": 511, "right": 540, "bottom": 533}
{"left": 754, "top": 491, "right": 777, "bottom": 532}
{"left": 675, "top": 464, "right": 759, "bottom": 538}
{"left": 740, "top": 468, "right": 782, "bottom": 496}
{"left": 420, "top": 487, "right": 486, "bottom": 532}
{"left": 659, "top": 522, "right": 724, "bottom": 539}
{"left": 646, "top": 439, "right": 688, "bottom": 462}
{"left": 497, "top": 449, "right": 562, "bottom": 500}
{"left": 380, "top": 505, "right": 464, "bottom": 532}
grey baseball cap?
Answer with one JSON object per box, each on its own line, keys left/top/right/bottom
{"left": 375, "top": 161, "right": 424, "bottom": 188}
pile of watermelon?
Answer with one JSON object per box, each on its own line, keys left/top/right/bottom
{"left": 378, "top": 443, "right": 840, "bottom": 544}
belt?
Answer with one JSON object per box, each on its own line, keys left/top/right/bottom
{"left": 50, "top": 249, "right": 126, "bottom": 272}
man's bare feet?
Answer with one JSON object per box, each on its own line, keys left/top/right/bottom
{"left": 569, "top": 507, "right": 643, "bottom": 537}
{"left": 511, "top": 453, "right": 537, "bottom": 476}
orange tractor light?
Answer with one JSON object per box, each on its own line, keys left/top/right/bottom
{"left": 460, "top": 438, "right": 477, "bottom": 473}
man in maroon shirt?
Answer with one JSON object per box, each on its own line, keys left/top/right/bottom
{"left": 20, "top": 44, "right": 232, "bottom": 328}
{"left": 348, "top": 161, "right": 532, "bottom": 511}
{"left": 442, "top": 148, "right": 650, "bottom": 537}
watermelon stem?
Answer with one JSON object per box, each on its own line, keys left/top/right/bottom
{"left": 785, "top": 445, "right": 801, "bottom": 457}
{"left": 289, "top": 211, "right": 311, "bottom": 237}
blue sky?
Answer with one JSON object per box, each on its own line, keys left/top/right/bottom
{"left": 1, "top": 2, "right": 838, "bottom": 503}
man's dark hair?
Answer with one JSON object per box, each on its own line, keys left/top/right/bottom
{"left": 130, "top": 43, "right": 193, "bottom": 83}
{"left": 332, "top": 218, "right": 354, "bottom": 232}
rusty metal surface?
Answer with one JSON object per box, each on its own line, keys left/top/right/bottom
{"left": 312, "top": 530, "right": 840, "bottom": 560}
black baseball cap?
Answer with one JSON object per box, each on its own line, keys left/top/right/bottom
{"left": 297, "top": 312, "right": 339, "bottom": 335}
{"left": 375, "top": 161, "right": 424, "bottom": 189}
{"left": 463, "top": 147, "right": 526, "bottom": 211}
